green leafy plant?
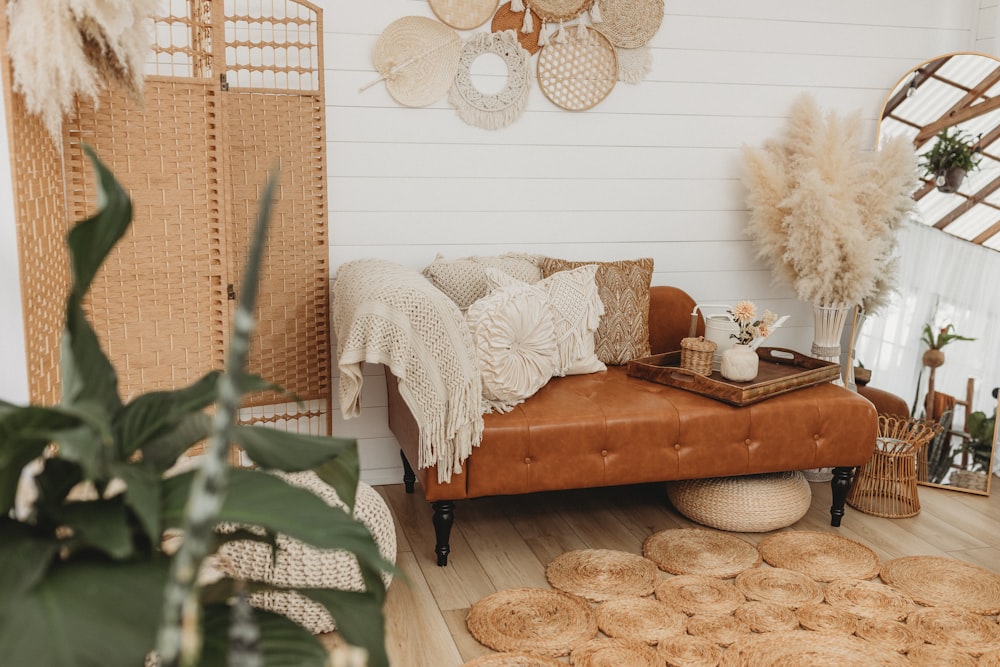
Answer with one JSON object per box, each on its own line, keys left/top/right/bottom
{"left": 918, "top": 127, "right": 982, "bottom": 179}
{"left": 921, "top": 322, "right": 976, "bottom": 350}
{"left": 0, "top": 148, "right": 392, "bottom": 667}
{"left": 962, "top": 408, "right": 997, "bottom": 472}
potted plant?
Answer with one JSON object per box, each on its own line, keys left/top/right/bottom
{"left": 920, "top": 322, "right": 976, "bottom": 367}
{"left": 918, "top": 127, "right": 982, "bottom": 193}
{"left": 0, "top": 149, "right": 393, "bottom": 667}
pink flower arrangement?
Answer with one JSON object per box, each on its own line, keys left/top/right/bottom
{"left": 728, "top": 300, "right": 778, "bottom": 345}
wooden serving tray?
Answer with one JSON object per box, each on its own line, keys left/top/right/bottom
{"left": 626, "top": 347, "right": 841, "bottom": 406}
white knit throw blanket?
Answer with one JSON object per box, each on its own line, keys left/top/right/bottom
{"left": 332, "top": 259, "right": 484, "bottom": 483}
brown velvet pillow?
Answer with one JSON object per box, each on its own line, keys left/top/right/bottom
{"left": 539, "top": 257, "right": 653, "bottom": 365}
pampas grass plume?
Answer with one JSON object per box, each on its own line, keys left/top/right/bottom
{"left": 742, "top": 93, "right": 917, "bottom": 311}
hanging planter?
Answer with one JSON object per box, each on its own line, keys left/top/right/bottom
{"left": 934, "top": 166, "right": 968, "bottom": 193}
{"left": 919, "top": 127, "right": 982, "bottom": 193}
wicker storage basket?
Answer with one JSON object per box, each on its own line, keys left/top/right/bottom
{"left": 666, "top": 472, "right": 811, "bottom": 532}
{"left": 680, "top": 336, "right": 716, "bottom": 376}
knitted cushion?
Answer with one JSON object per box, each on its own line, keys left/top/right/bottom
{"left": 216, "top": 472, "right": 397, "bottom": 634}
{"left": 484, "top": 265, "right": 606, "bottom": 376}
{"left": 422, "top": 253, "right": 543, "bottom": 310}
{"left": 539, "top": 257, "right": 653, "bottom": 365}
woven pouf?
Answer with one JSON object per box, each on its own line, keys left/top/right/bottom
{"left": 216, "top": 471, "right": 397, "bottom": 634}
{"left": 666, "top": 472, "right": 811, "bottom": 532}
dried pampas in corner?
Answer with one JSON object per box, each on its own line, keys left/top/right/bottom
{"left": 6, "top": 0, "right": 159, "bottom": 145}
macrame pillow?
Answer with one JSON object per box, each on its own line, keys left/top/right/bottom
{"left": 484, "top": 265, "right": 606, "bottom": 376}
{"left": 423, "top": 253, "right": 543, "bottom": 310}
{"left": 539, "top": 257, "right": 654, "bottom": 365}
{"left": 466, "top": 281, "right": 559, "bottom": 410}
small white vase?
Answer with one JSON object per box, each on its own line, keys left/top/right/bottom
{"left": 720, "top": 344, "right": 758, "bottom": 382}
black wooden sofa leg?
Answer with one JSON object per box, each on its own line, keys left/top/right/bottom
{"left": 432, "top": 501, "right": 455, "bottom": 567}
{"left": 400, "top": 450, "right": 416, "bottom": 494}
{"left": 829, "top": 466, "right": 855, "bottom": 527}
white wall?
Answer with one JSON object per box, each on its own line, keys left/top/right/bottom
{"left": 0, "top": 1, "right": 982, "bottom": 483}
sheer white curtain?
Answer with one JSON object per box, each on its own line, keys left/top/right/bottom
{"left": 854, "top": 220, "right": 1000, "bottom": 474}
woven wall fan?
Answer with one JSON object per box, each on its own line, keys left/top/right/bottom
{"left": 368, "top": 16, "right": 461, "bottom": 107}
{"left": 429, "top": 0, "right": 500, "bottom": 30}
{"left": 537, "top": 26, "right": 617, "bottom": 111}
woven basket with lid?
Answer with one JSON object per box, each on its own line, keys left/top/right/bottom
{"left": 680, "top": 336, "right": 716, "bottom": 376}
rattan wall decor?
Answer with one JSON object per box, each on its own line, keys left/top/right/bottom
{"left": 366, "top": 0, "right": 664, "bottom": 126}
{"left": 2, "top": 0, "right": 333, "bottom": 441}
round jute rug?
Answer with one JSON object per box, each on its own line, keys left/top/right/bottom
{"left": 595, "top": 596, "right": 686, "bottom": 645}
{"left": 906, "top": 643, "right": 978, "bottom": 667}
{"left": 461, "top": 651, "right": 564, "bottom": 667}
{"left": 794, "top": 602, "right": 859, "bottom": 635}
{"left": 733, "top": 600, "right": 799, "bottom": 633}
{"left": 642, "top": 528, "right": 761, "bottom": 578}
{"left": 545, "top": 548, "right": 658, "bottom": 601}
{"left": 854, "top": 616, "right": 922, "bottom": 654}
{"left": 654, "top": 574, "right": 745, "bottom": 615}
{"left": 757, "top": 530, "right": 881, "bottom": 581}
{"left": 906, "top": 606, "right": 1000, "bottom": 656}
{"left": 823, "top": 577, "right": 916, "bottom": 620}
{"left": 880, "top": 555, "right": 1000, "bottom": 615}
{"left": 655, "top": 634, "right": 723, "bottom": 667}
{"left": 733, "top": 567, "right": 823, "bottom": 609}
{"left": 718, "top": 629, "right": 910, "bottom": 666}
{"left": 685, "top": 613, "right": 752, "bottom": 647}
{"left": 569, "top": 637, "right": 659, "bottom": 667}
{"left": 466, "top": 587, "right": 598, "bottom": 657}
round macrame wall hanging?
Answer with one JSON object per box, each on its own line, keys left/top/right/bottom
{"left": 371, "top": 16, "right": 461, "bottom": 107}
{"left": 492, "top": 2, "right": 543, "bottom": 55}
{"left": 592, "top": 0, "right": 664, "bottom": 48}
{"left": 449, "top": 30, "right": 532, "bottom": 130}
{"left": 429, "top": 0, "right": 500, "bottom": 30}
{"left": 537, "top": 26, "right": 617, "bottom": 111}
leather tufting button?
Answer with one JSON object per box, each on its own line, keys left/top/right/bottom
{"left": 674, "top": 443, "right": 681, "bottom": 450}
{"left": 601, "top": 449, "right": 608, "bottom": 457}
{"left": 524, "top": 457, "right": 531, "bottom": 464}
{"left": 745, "top": 438, "right": 751, "bottom": 445}
{"left": 814, "top": 434, "right": 820, "bottom": 440}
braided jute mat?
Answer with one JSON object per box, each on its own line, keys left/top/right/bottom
{"left": 733, "top": 566, "right": 823, "bottom": 609}
{"left": 757, "top": 530, "right": 881, "bottom": 581}
{"left": 823, "top": 577, "right": 916, "bottom": 620}
{"left": 733, "top": 600, "right": 799, "bottom": 633}
{"left": 595, "top": 596, "right": 686, "bottom": 644}
{"left": 855, "top": 616, "right": 922, "bottom": 654}
{"left": 905, "top": 606, "right": 1000, "bottom": 656}
{"left": 794, "top": 602, "right": 859, "bottom": 635}
{"left": 642, "top": 528, "right": 761, "bottom": 578}
{"left": 568, "top": 637, "right": 659, "bottom": 667}
{"left": 654, "top": 574, "right": 745, "bottom": 615}
{"left": 545, "top": 548, "right": 658, "bottom": 601}
{"left": 880, "top": 555, "right": 1000, "bottom": 615}
{"left": 655, "top": 634, "right": 723, "bottom": 667}
{"left": 906, "top": 643, "right": 978, "bottom": 667}
{"left": 719, "top": 630, "right": 910, "bottom": 666}
{"left": 460, "top": 651, "right": 564, "bottom": 667}
{"left": 466, "top": 587, "right": 597, "bottom": 657}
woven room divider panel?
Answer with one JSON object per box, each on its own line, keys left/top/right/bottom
{"left": 3, "top": 0, "right": 331, "bottom": 436}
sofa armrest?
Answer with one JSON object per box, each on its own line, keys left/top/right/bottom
{"left": 858, "top": 385, "right": 909, "bottom": 417}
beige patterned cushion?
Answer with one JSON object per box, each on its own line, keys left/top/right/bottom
{"left": 539, "top": 257, "right": 654, "bottom": 365}
{"left": 422, "top": 253, "right": 543, "bottom": 310}
{"left": 484, "top": 265, "right": 606, "bottom": 376}
{"left": 466, "top": 281, "right": 559, "bottom": 410}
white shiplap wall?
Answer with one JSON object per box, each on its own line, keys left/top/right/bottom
{"left": 324, "top": 0, "right": 981, "bottom": 485}
{"left": 0, "top": 1, "right": 984, "bottom": 484}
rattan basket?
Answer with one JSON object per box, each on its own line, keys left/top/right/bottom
{"left": 680, "top": 336, "right": 716, "bottom": 376}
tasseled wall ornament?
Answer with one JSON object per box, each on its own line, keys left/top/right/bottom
{"left": 576, "top": 15, "right": 589, "bottom": 41}
{"left": 591, "top": 0, "right": 603, "bottom": 23}
{"left": 522, "top": 5, "right": 534, "bottom": 32}
{"left": 511, "top": 0, "right": 524, "bottom": 12}
{"left": 538, "top": 20, "right": 549, "bottom": 45}
{"left": 555, "top": 21, "right": 567, "bottom": 43}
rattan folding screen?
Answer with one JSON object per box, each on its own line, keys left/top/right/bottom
{"left": 2, "top": 0, "right": 331, "bottom": 438}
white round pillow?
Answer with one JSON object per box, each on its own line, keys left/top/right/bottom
{"left": 467, "top": 282, "right": 559, "bottom": 408}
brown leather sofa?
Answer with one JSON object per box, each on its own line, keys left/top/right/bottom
{"left": 387, "top": 285, "right": 879, "bottom": 566}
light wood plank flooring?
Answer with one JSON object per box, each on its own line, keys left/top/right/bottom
{"left": 354, "top": 479, "right": 1000, "bottom": 666}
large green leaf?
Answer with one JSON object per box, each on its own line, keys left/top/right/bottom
{"left": 162, "top": 470, "right": 393, "bottom": 574}
{"left": 115, "top": 372, "right": 220, "bottom": 458}
{"left": 31, "top": 458, "right": 83, "bottom": 524}
{"left": 56, "top": 496, "right": 134, "bottom": 560}
{"left": 231, "top": 426, "right": 355, "bottom": 471}
{"left": 110, "top": 461, "right": 162, "bottom": 545}
{"left": 0, "top": 520, "right": 59, "bottom": 612}
{"left": 0, "top": 556, "right": 169, "bottom": 667}
{"left": 140, "top": 412, "right": 213, "bottom": 473}
{"left": 200, "top": 604, "right": 329, "bottom": 667}
{"left": 60, "top": 305, "right": 122, "bottom": 420}
{"left": 312, "top": 451, "right": 361, "bottom": 512}
{"left": 0, "top": 405, "right": 84, "bottom": 512}
{"left": 300, "top": 587, "right": 388, "bottom": 667}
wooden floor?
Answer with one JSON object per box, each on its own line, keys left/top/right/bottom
{"left": 356, "top": 478, "right": 1000, "bottom": 666}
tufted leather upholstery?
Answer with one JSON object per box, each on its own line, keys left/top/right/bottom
{"left": 387, "top": 285, "right": 878, "bottom": 503}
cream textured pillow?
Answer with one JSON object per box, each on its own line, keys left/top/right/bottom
{"left": 466, "top": 281, "right": 559, "bottom": 410}
{"left": 484, "top": 266, "right": 606, "bottom": 376}
{"left": 539, "top": 257, "right": 654, "bottom": 365}
{"left": 422, "top": 253, "right": 543, "bottom": 310}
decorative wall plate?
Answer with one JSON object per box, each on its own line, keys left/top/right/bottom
{"left": 537, "top": 27, "right": 617, "bottom": 111}
{"left": 492, "top": 2, "right": 543, "bottom": 54}
{"left": 529, "top": 0, "right": 593, "bottom": 22}
{"left": 450, "top": 30, "right": 531, "bottom": 130}
{"left": 371, "top": 16, "right": 461, "bottom": 107}
{"left": 592, "top": 0, "right": 664, "bottom": 48}
{"left": 429, "top": 0, "right": 500, "bottom": 30}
